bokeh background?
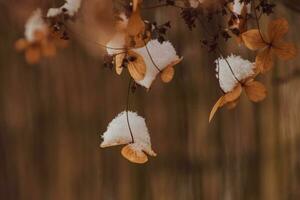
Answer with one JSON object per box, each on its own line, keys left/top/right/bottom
{"left": 0, "top": 0, "right": 300, "bottom": 199}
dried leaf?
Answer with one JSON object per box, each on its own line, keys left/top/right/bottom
{"left": 161, "top": 66, "right": 174, "bottom": 83}
{"left": 224, "top": 84, "right": 242, "bottom": 103}
{"left": 268, "top": 18, "right": 289, "bottom": 43}
{"left": 127, "top": 51, "right": 146, "bottom": 81}
{"left": 255, "top": 48, "right": 273, "bottom": 73}
{"left": 244, "top": 81, "right": 267, "bottom": 102}
{"left": 273, "top": 41, "right": 297, "bottom": 60}
{"left": 115, "top": 53, "right": 126, "bottom": 75}
{"left": 121, "top": 145, "right": 148, "bottom": 164}
{"left": 209, "top": 96, "right": 225, "bottom": 123}
{"left": 25, "top": 47, "right": 41, "bottom": 64}
{"left": 242, "top": 29, "right": 267, "bottom": 50}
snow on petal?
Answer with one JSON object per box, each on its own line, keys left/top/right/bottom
{"left": 100, "top": 111, "right": 156, "bottom": 158}
{"left": 47, "top": 0, "right": 82, "bottom": 17}
{"left": 132, "top": 39, "right": 180, "bottom": 89}
{"left": 25, "top": 9, "right": 47, "bottom": 42}
{"left": 216, "top": 55, "right": 255, "bottom": 93}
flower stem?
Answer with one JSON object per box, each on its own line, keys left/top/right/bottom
{"left": 126, "top": 78, "right": 135, "bottom": 144}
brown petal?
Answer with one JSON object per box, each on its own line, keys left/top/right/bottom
{"left": 132, "top": 0, "right": 141, "bottom": 12}
{"left": 255, "top": 48, "right": 273, "bottom": 73}
{"left": 268, "top": 18, "right": 289, "bottom": 43}
{"left": 224, "top": 84, "right": 242, "bottom": 103}
{"left": 115, "top": 53, "right": 126, "bottom": 75}
{"left": 42, "top": 42, "right": 56, "bottom": 57}
{"left": 127, "top": 10, "right": 145, "bottom": 37}
{"left": 273, "top": 41, "right": 297, "bottom": 60}
{"left": 244, "top": 81, "right": 267, "bottom": 102}
{"left": 15, "top": 39, "right": 29, "bottom": 51}
{"left": 209, "top": 96, "right": 225, "bottom": 123}
{"left": 241, "top": 29, "right": 267, "bottom": 50}
{"left": 160, "top": 57, "right": 182, "bottom": 83}
{"left": 226, "top": 99, "right": 239, "bottom": 110}
{"left": 25, "top": 47, "right": 41, "bottom": 64}
{"left": 161, "top": 66, "right": 174, "bottom": 83}
{"left": 121, "top": 145, "right": 148, "bottom": 164}
{"left": 127, "top": 51, "right": 146, "bottom": 81}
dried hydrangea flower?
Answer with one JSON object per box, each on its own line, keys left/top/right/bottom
{"left": 242, "top": 18, "right": 297, "bottom": 73}
{"left": 209, "top": 54, "right": 267, "bottom": 122}
{"left": 15, "top": 9, "right": 66, "bottom": 64}
{"left": 216, "top": 54, "right": 255, "bottom": 93}
{"left": 132, "top": 39, "right": 182, "bottom": 88}
{"left": 100, "top": 111, "right": 156, "bottom": 164}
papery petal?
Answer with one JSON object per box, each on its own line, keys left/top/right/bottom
{"left": 25, "top": 47, "right": 41, "bottom": 64}
{"left": 273, "top": 41, "right": 297, "bottom": 60}
{"left": 224, "top": 84, "right": 242, "bottom": 103}
{"left": 255, "top": 48, "right": 273, "bottom": 73}
{"left": 121, "top": 144, "right": 148, "bottom": 164}
{"left": 115, "top": 53, "right": 126, "bottom": 75}
{"left": 268, "top": 18, "right": 289, "bottom": 43}
{"left": 242, "top": 29, "right": 267, "bottom": 50}
{"left": 209, "top": 96, "right": 225, "bottom": 122}
{"left": 127, "top": 51, "right": 146, "bottom": 81}
{"left": 244, "top": 81, "right": 267, "bottom": 102}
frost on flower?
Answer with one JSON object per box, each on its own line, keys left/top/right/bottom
{"left": 100, "top": 111, "right": 156, "bottom": 164}
{"left": 47, "top": 0, "right": 82, "bottom": 18}
{"left": 24, "top": 9, "right": 47, "bottom": 42}
{"left": 132, "top": 39, "right": 181, "bottom": 89}
{"left": 216, "top": 55, "right": 255, "bottom": 93}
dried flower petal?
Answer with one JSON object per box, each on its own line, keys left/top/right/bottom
{"left": 273, "top": 41, "right": 297, "bottom": 60}
{"left": 115, "top": 53, "right": 126, "bottom": 75}
{"left": 127, "top": 51, "right": 146, "bottom": 81}
{"left": 268, "top": 18, "right": 289, "bottom": 43}
{"left": 242, "top": 29, "right": 267, "bottom": 50}
{"left": 25, "top": 47, "right": 41, "bottom": 64}
{"left": 100, "top": 111, "right": 156, "bottom": 164}
{"left": 121, "top": 144, "right": 148, "bottom": 164}
{"left": 255, "top": 48, "right": 273, "bottom": 73}
{"left": 209, "top": 96, "right": 225, "bottom": 122}
{"left": 244, "top": 81, "right": 267, "bottom": 102}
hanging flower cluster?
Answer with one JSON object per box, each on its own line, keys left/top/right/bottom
{"left": 15, "top": 0, "right": 296, "bottom": 164}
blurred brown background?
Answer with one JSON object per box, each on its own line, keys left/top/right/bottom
{"left": 0, "top": 0, "right": 300, "bottom": 199}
